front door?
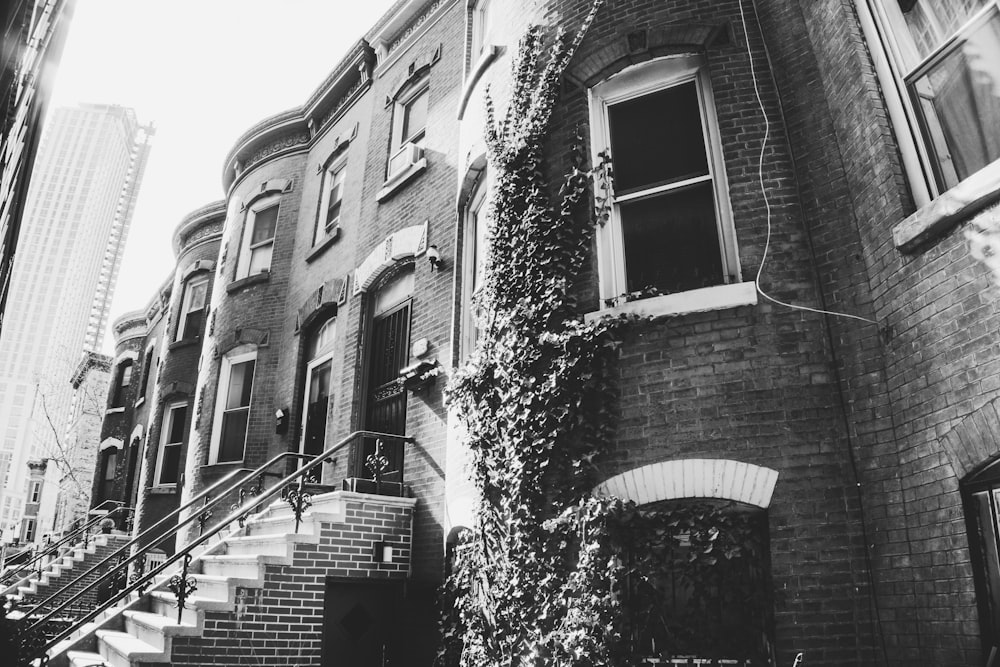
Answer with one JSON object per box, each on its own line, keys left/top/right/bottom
{"left": 322, "top": 577, "right": 402, "bottom": 666}
{"left": 358, "top": 298, "right": 410, "bottom": 482}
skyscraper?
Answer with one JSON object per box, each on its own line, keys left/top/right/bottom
{"left": 0, "top": 103, "right": 152, "bottom": 543}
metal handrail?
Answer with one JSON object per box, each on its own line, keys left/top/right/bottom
{"left": 0, "top": 500, "right": 130, "bottom": 593}
{"left": 14, "top": 465, "right": 257, "bottom": 623}
{"left": 25, "top": 429, "right": 412, "bottom": 660}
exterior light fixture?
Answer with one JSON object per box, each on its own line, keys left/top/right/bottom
{"left": 427, "top": 244, "right": 442, "bottom": 271}
{"left": 275, "top": 408, "right": 288, "bottom": 434}
{"left": 374, "top": 541, "right": 396, "bottom": 563}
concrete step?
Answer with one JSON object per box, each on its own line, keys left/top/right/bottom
{"left": 66, "top": 650, "right": 110, "bottom": 667}
{"left": 122, "top": 609, "right": 199, "bottom": 651}
{"left": 198, "top": 553, "right": 283, "bottom": 579}
{"left": 222, "top": 532, "right": 319, "bottom": 558}
{"left": 149, "top": 590, "right": 232, "bottom": 622}
{"left": 95, "top": 630, "right": 164, "bottom": 667}
{"left": 187, "top": 572, "right": 261, "bottom": 602}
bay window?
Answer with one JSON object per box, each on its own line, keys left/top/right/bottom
{"left": 237, "top": 196, "right": 280, "bottom": 278}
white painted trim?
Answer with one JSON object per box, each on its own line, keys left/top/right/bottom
{"left": 209, "top": 349, "right": 257, "bottom": 464}
{"left": 129, "top": 423, "right": 145, "bottom": 443}
{"left": 236, "top": 194, "right": 281, "bottom": 280}
{"left": 155, "top": 401, "right": 188, "bottom": 486}
{"left": 585, "top": 281, "right": 757, "bottom": 321}
{"left": 99, "top": 437, "right": 124, "bottom": 452}
{"left": 594, "top": 458, "right": 779, "bottom": 509}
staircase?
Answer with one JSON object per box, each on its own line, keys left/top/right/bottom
{"left": 4, "top": 533, "right": 130, "bottom": 612}
{"left": 47, "top": 490, "right": 415, "bottom": 667}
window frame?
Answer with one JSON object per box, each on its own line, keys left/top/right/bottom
{"left": 461, "top": 175, "right": 490, "bottom": 358}
{"left": 236, "top": 195, "right": 281, "bottom": 279}
{"left": 388, "top": 82, "right": 429, "bottom": 179}
{"left": 136, "top": 342, "right": 155, "bottom": 404}
{"left": 112, "top": 360, "right": 134, "bottom": 408}
{"left": 299, "top": 318, "right": 337, "bottom": 457}
{"left": 176, "top": 276, "right": 209, "bottom": 341}
{"left": 861, "top": 0, "right": 1000, "bottom": 205}
{"left": 315, "top": 157, "right": 347, "bottom": 246}
{"left": 28, "top": 480, "right": 41, "bottom": 504}
{"left": 469, "top": 0, "right": 493, "bottom": 63}
{"left": 209, "top": 349, "right": 257, "bottom": 464}
{"left": 588, "top": 55, "right": 739, "bottom": 307}
{"left": 154, "top": 402, "right": 188, "bottom": 487}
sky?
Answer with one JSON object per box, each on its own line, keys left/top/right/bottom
{"left": 49, "top": 0, "right": 399, "bottom": 353}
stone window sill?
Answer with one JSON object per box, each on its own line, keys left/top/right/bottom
{"left": 376, "top": 158, "right": 427, "bottom": 203}
{"left": 200, "top": 460, "right": 244, "bottom": 472}
{"left": 150, "top": 485, "right": 177, "bottom": 495}
{"left": 133, "top": 397, "right": 145, "bottom": 409}
{"left": 226, "top": 271, "right": 270, "bottom": 294}
{"left": 305, "top": 227, "right": 341, "bottom": 263}
{"left": 584, "top": 281, "right": 758, "bottom": 322}
{"left": 105, "top": 406, "right": 126, "bottom": 415}
{"left": 168, "top": 338, "right": 200, "bottom": 351}
{"left": 893, "top": 159, "right": 1000, "bottom": 252}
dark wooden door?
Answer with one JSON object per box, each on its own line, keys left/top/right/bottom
{"left": 322, "top": 578, "right": 402, "bottom": 666}
{"left": 358, "top": 300, "right": 410, "bottom": 481}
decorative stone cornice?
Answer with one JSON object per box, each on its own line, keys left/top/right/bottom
{"left": 112, "top": 309, "right": 148, "bottom": 341}
{"left": 172, "top": 200, "right": 226, "bottom": 257}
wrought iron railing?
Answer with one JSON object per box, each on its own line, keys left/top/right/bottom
{"left": 0, "top": 500, "right": 132, "bottom": 594}
{"left": 18, "top": 430, "right": 412, "bottom": 663}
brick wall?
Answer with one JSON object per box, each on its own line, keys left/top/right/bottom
{"left": 168, "top": 498, "right": 415, "bottom": 666}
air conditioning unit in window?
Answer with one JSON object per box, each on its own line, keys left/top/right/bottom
{"left": 387, "top": 141, "right": 423, "bottom": 179}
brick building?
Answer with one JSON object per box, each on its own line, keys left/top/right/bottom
{"left": 39, "top": 0, "right": 1000, "bottom": 665}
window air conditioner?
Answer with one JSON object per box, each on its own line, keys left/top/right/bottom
{"left": 387, "top": 141, "right": 423, "bottom": 179}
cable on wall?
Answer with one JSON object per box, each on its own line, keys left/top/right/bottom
{"left": 737, "top": 0, "right": 879, "bottom": 328}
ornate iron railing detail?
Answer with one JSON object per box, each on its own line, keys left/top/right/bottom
{"left": 284, "top": 481, "right": 313, "bottom": 534}
{"left": 166, "top": 554, "right": 197, "bottom": 623}
{"left": 197, "top": 497, "right": 213, "bottom": 536}
{"left": 17, "top": 430, "right": 412, "bottom": 664}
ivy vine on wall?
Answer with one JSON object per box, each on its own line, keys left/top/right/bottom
{"left": 439, "top": 5, "right": 770, "bottom": 665}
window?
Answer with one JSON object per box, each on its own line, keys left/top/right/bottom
{"left": 963, "top": 458, "right": 1000, "bottom": 651}
{"left": 316, "top": 160, "right": 346, "bottom": 244}
{"left": 22, "top": 518, "right": 35, "bottom": 543}
{"left": 865, "top": 0, "right": 1000, "bottom": 196}
{"left": 155, "top": 403, "right": 187, "bottom": 485}
{"left": 470, "top": 0, "right": 493, "bottom": 61}
{"left": 177, "top": 277, "right": 208, "bottom": 340}
{"left": 28, "top": 481, "right": 41, "bottom": 504}
{"left": 237, "top": 196, "right": 280, "bottom": 279}
{"left": 589, "top": 56, "right": 738, "bottom": 305}
{"left": 300, "top": 319, "right": 336, "bottom": 456}
{"left": 388, "top": 84, "right": 429, "bottom": 179}
{"left": 112, "top": 360, "right": 133, "bottom": 407}
{"left": 462, "top": 177, "right": 490, "bottom": 357}
{"left": 137, "top": 344, "right": 155, "bottom": 402}
{"left": 99, "top": 449, "right": 117, "bottom": 501}
{"left": 211, "top": 350, "right": 256, "bottom": 463}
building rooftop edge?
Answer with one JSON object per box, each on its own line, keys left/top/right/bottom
{"left": 172, "top": 200, "right": 227, "bottom": 257}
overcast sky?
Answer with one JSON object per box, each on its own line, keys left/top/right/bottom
{"left": 49, "top": 0, "right": 398, "bottom": 353}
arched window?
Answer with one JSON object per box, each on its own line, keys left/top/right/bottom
{"left": 300, "top": 318, "right": 336, "bottom": 456}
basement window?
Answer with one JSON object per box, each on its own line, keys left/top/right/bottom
{"left": 589, "top": 56, "right": 741, "bottom": 311}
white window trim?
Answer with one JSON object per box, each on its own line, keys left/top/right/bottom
{"left": 469, "top": 0, "right": 493, "bottom": 63}
{"left": 316, "top": 158, "right": 347, "bottom": 245}
{"left": 154, "top": 402, "right": 187, "bottom": 487}
{"left": 28, "top": 481, "right": 41, "bottom": 504}
{"left": 299, "top": 320, "right": 336, "bottom": 456}
{"left": 209, "top": 349, "right": 257, "bottom": 464}
{"left": 388, "top": 82, "right": 429, "bottom": 180}
{"left": 461, "top": 175, "right": 490, "bottom": 358}
{"left": 176, "top": 277, "right": 209, "bottom": 341}
{"left": 236, "top": 195, "right": 280, "bottom": 279}
{"left": 587, "top": 55, "right": 740, "bottom": 312}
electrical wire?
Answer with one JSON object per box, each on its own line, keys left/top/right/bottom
{"left": 737, "top": 0, "right": 879, "bottom": 328}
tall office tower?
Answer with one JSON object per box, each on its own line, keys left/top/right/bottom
{"left": 0, "top": 0, "right": 77, "bottom": 332}
{"left": 0, "top": 103, "right": 152, "bottom": 544}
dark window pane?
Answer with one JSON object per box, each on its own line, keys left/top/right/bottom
{"left": 167, "top": 406, "right": 188, "bottom": 444}
{"left": 402, "top": 89, "right": 428, "bottom": 143}
{"left": 160, "top": 444, "right": 181, "bottom": 484}
{"left": 251, "top": 205, "right": 278, "bottom": 245}
{"left": 619, "top": 181, "right": 723, "bottom": 294}
{"left": 219, "top": 408, "right": 249, "bottom": 461}
{"left": 909, "top": 13, "right": 1000, "bottom": 189}
{"left": 608, "top": 81, "right": 709, "bottom": 194}
{"left": 181, "top": 308, "right": 204, "bottom": 339}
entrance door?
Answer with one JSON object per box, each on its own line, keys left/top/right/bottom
{"left": 358, "top": 297, "right": 410, "bottom": 481}
{"left": 322, "top": 578, "right": 402, "bottom": 666}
